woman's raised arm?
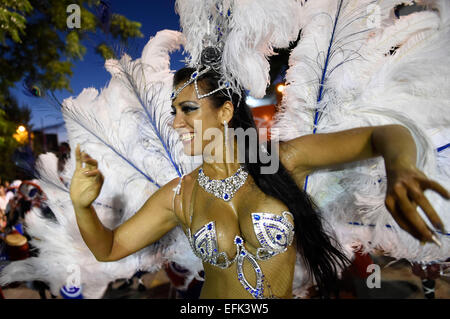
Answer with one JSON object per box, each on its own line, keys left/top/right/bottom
{"left": 279, "top": 124, "right": 449, "bottom": 245}
{"left": 280, "top": 124, "right": 413, "bottom": 174}
{"left": 70, "top": 144, "right": 180, "bottom": 262}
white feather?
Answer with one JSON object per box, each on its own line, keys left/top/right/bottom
{"left": 176, "top": 0, "right": 301, "bottom": 97}
{"left": 274, "top": 0, "right": 450, "bottom": 268}
{"left": 0, "top": 30, "right": 203, "bottom": 298}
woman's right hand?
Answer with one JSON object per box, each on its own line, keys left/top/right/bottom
{"left": 70, "top": 144, "right": 104, "bottom": 209}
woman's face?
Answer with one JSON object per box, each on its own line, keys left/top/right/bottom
{"left": 171, "top": 82, "right": 223, "bottom": 156}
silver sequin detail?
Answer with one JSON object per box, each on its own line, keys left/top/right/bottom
{"left": 187, "top": 221, "right": 238, "bottom": 269}
{"left": 170, "top": 65, "right": 229, "bottom": 100}
{"left": 197, "top": 166, "right": 248, "bottom": 202}
{"left": 235, "top": 235, "right": 265, "bottom": 299}
{"left": 187, "top": 212, "right": 295, "bottom": 299}
{"left": 252, "top": 212, "right": 295, "bottom": 260}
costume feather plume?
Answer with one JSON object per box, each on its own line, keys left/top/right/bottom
{"left": 176, "top": 0, "right": 301, "bottom": 98}
{"left": 0, "top": 30, "right": 203, "bottom": 298}
{"left": 2, "top": 1, "right": 449, "bottom": 300}
{"left": 273, "top": 0, "right": 450, "bottom": 273}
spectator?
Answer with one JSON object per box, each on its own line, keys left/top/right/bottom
{"left": 5, "top": 182, "right": 14, "bottom": 203}
{"left": 5, "top": 180, "right": 21, "bottom": 208}
{"left": 0, "top": 185, "right": 8, "bottom": 214}
{"left": 58, "top": 142, "right": 71, "bottom": 173}
{"left": 0, "top": 210, "right": 6, "bottom": 237}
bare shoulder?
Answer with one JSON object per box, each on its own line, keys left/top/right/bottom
{"left": 180, "top": 166, "right": 201, "bottom": 191}
{"left": 277, "top": 140, "right": 311, "bottom": 190}
{"left": 163, "top": 167, "right": 200, "bottom": 193}
{"left": 278, "top": 139, "right": 311, "bottom": 175}
{"left": 168, "top": 167, "right": 201, "bottom": 225}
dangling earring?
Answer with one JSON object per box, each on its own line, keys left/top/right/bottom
{"left": 223, "top": 120, "right": 228, "bottom": 144}
{"left": 223, "top": 120, "right": 229, "bottom": 162}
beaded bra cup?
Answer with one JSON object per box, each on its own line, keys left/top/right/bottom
{"left": 184, "top": 174, "right": 295, "bottom": 299}
{"left": 187, "top": 212, "right": 294, "bottom": 299}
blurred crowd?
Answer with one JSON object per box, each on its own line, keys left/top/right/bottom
{"left": 0, "top": 140, "right": 204, "bottom": 299}
{"left": 0, "top": 178, "right": 58, "bottom": 299}
{"left": 0, "top": 140, "right": 446, "bottom": 299}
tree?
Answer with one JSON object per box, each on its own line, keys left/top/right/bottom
{"left": 0, "top": 93, "right": 32, "bottom": 181}
{"left": 0, "top": 0, "right": 143, "bottom": 99}
{"left": 0, "top": 0, "right": 143, "bottom": 181}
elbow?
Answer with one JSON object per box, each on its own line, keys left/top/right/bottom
{"left": 93, "top": 252, "right": 115, "bottom": 262}
{"left": 95, "top": 230, "right": 117, "bottom": 262}
{"left": 371, "top": 124, "right": 410, "bottom": 148}
{"left": 382, "top": 124, "right": 411, "bottom": 136}
{"left": 94, "top": 254, "right": 109, "bottom": 262}
{"left": 95, "top": 256, "right": 116, "bottom": 263}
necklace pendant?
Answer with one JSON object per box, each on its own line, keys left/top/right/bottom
{"left": 198, "top": 165, "right": 248, "bottom": 202}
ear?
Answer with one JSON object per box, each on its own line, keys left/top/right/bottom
{"left": 219, "top": 101, "right": 234, "bottom": 124}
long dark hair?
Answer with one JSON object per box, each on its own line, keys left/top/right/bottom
{"left": 174, "top": 67, "right": 350, "bottom": 297}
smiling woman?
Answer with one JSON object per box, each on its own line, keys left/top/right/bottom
{"left": 67, "top": 64, "right": 449, "bottom": 299}
{"left": 70, "top": 66, "right": 351, "bottom": 298}
{"left": 2, "top": 0, "right": 449, "bottom": 300}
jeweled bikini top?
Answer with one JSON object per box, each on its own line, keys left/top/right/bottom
{"left": 173, "top": 173, "right": 295, "bottom": 299}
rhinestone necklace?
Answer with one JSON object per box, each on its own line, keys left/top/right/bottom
{"left": 197, "top": 165, "right": 248, "bottom": 201}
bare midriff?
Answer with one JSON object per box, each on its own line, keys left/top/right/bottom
{"left": 198, "top": 245, "right": 296, "bottom": 299}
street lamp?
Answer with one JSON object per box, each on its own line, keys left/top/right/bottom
{"left": 276, "top": 83, "right": 285, "bottom": 93}
{"left": 13, "top": 125, "right": 29, "bottom": 144}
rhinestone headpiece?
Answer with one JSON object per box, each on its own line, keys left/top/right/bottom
{"left": 173, "top": 2, "right": 235, "bottom": 101}
{"left": 170, "top": 64, "right": 230, "bottom": 100}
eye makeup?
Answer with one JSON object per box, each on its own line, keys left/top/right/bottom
{"left": 171, "top": 101, "right": 199, "bottom": 115}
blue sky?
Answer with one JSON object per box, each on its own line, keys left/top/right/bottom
{"left": 11, "top": 0, "right": 185, "bottom": 141}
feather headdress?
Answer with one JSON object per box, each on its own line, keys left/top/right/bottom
{"left": 273, "top": 0, "right": 450, "bottom": 268}
{"left": 176, "top": 0, "right": 301, "bottom": 98}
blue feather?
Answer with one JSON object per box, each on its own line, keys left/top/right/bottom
{"left": 50, "top": 92, "right": 162, "bottom": 188}
{"left": 437, "top": 143, "right": 449, "bottom": 153}
{"left": 66, "top": 109, "right": 160, "bottom": 188}
{"left": 118, "top": 61, "right": 185, "bottom": 178}
{"left": 304, "top": 0, "right": 375, "bottom": 192}
{"left": 305, "top": 0, "right": 345, "bottom": 192}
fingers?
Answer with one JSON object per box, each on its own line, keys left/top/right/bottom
{"left": 75, "top": 144, "right": 81, "bottom": 170}
{"left": 408, "top": 184, "right": 446, "bottom": 233}
{"left": 83, "top": 169, "right": 103, "bottom": 180}
{"left": 385, "top": 196, "right": 422, "bottom": 240}
{"left": 75, "top": 144, "right": 98, "bottom": 170}
{"left": 415, "top": 175, "right": 450, "bottom": 200}
{"left": 393, "top": 184, "right": 435, "bottom": 242}
{"left": 83, "top": 156, "right": 98, "bottom": 168}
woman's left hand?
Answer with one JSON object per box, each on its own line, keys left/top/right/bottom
{"left": 384, "top": 157, "right": 450, "bottom": 246}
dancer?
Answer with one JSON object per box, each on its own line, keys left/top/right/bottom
{"left": 71, "top": 65, "right": 447, "bottom": 298}
{"left": 1, "top": 0, "right": 449, "bottom": 298}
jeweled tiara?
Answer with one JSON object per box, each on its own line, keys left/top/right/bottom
{"left": 171, "top": 44, "right": 232, "bottom": 100}
{"left": 170, "top": 65, "right": 230, "bottom": 100}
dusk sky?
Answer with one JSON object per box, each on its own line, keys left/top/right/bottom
{"left": 11, "top": 0, "right": 185, "bottom": 141}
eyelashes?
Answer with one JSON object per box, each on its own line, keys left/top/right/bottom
{"left": 170, "top": 106, "right": 199, "bottom": 116}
